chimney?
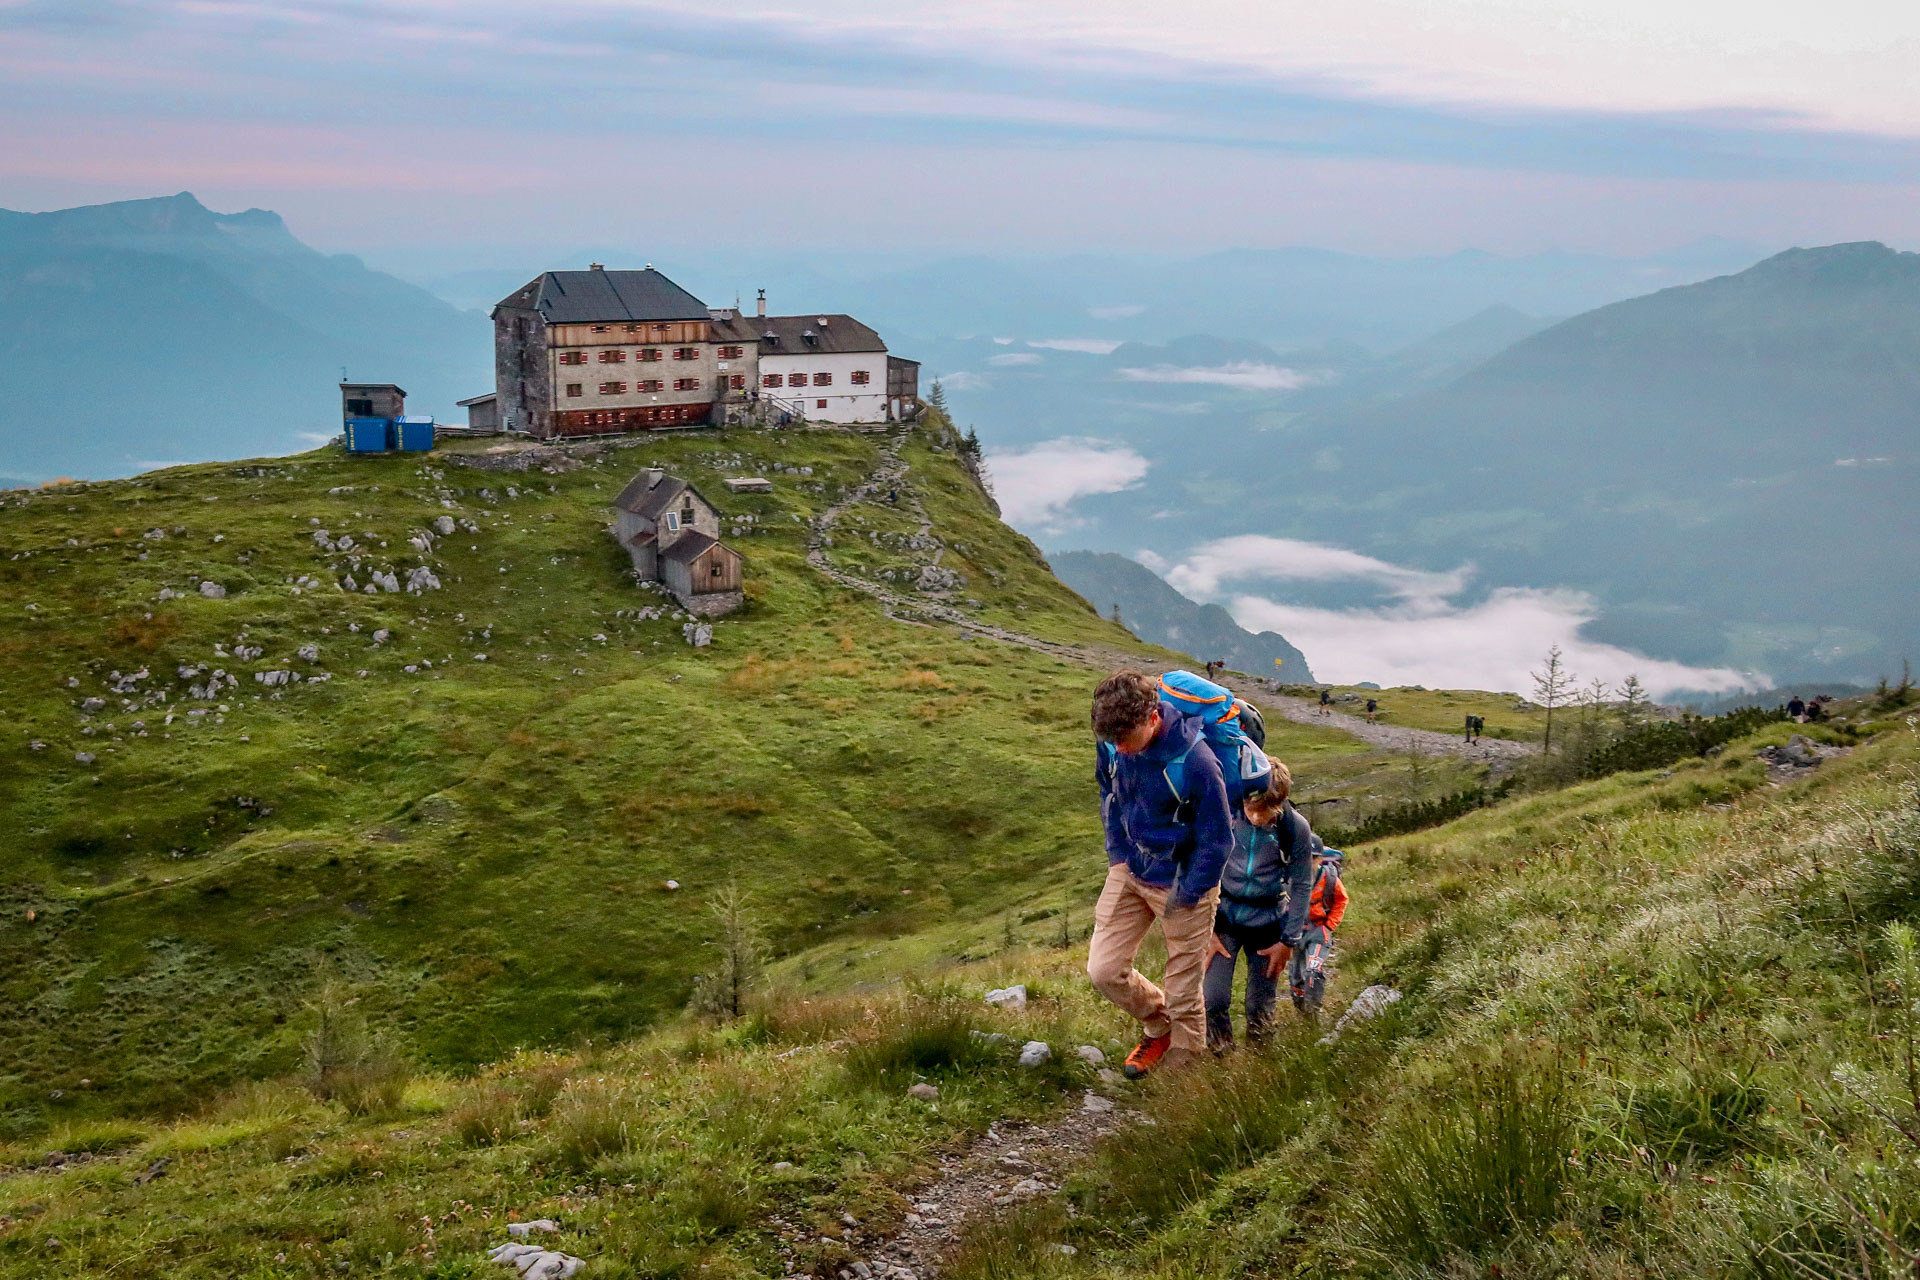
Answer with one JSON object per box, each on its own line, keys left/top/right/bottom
{"left": 644, "top": 467, "right": 664, "bottom": 489}
{"left": 756, "top": 288, "right": 767, "bottom": 319}
{"left": 589, "top": 261, "right": 604, "bottom": 271}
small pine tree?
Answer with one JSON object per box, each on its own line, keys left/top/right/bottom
{"left": 1616, "top": 674, "right": 1651, "bottom": 730}
{"left": 927, "top": 379, "right": 948, "bottom": 413}
{"left": 1531, "top": 645, "right": 1576, "bottom": 753}
{"left": 689, "top": 881, "right": 767, "bottom": 1020}
{"left": 1109, "top": 602, "right": 1125, "bottom": 627}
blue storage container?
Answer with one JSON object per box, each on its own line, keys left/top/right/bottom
{"left": 344, "top": 417, "right": 395, "bottom": 452}
{"left": 397, "top": 415, "right": 436, "bottom": 452}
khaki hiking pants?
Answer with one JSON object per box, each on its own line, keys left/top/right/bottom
{"left": 1087, "top": 863, "right": 1221, "bottom": 1052}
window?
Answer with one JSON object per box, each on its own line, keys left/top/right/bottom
{"left": 851, "top": 370, "right": 871, "bottom": 385}
{"left": 730, "top": 375, "right": 746, "bottom": 390}
{"left": 672, "top": 347, "right": 699, "bottom": 361}
{"left": 346, "top": 397, "right": 373, "bottom": 415}
{"left": 762, "top": 373, "right": 782, "bottom": 389}
{"left": 816, "top": 399, "right": 828, "bottom": 409}
{"left": 639, "top": 379, "right": 664, "bottom": 392}
{"left": 674, "top": 377, "right": 699, "bottom": 391}
{"left": 654, "top": 323, "right": 671, "bottom": 333}
{"left": 718, "top": 345, "right": 744, "bottom": 359}
{"left": 813, "top": 372, "right": 832, "bottom": 386}
{"left": 624, "top": 324, "right": 640, "bottom": 333}
{"left": 591, "top": 325, "right": 610, "bottom": 333}
{"left": 514, "top": 317, "right": 526, "bottom": 339}
{"left": 663, "top": 512, "right": 680, "bottom": 532}
{"left": 711, "top": 563, "right": 723, "bottom": 577}
{"left": 787, "top": 373, "right": 807, "bottom": 388}
{"left": 640, "top": 348, "right": 661, "bottom": 361}
{"left": 598, "top": 349, "right": 625, "bottom": 363}
{"left": 599, "top": 381, "right": 626, "bottom": 395}
{"left": 566, "top": 383, "right": 583, "bottom": 397}
{"left": 559, "top": 351, "right": 586, "bottom": 365}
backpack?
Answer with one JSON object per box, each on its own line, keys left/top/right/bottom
{"left": 1157, "top": 671, "right": 1270, "bottom": 796}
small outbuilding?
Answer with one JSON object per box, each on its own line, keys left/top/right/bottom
{"left": 610, "top": 467, "right": 743, "bottom": 616}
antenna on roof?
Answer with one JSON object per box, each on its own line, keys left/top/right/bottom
{"left": 644, "top": 262, "right": 653, "bottom": 270}
{"left": 589, "top": 261, "right": 604, "bottom": 270}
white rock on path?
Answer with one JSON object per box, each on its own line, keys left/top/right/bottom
{"left": 1318, "top": 984, "right": 1402, "bottom": 1045}
{"left": 1075, "top": 1044, "right": 1105, "bottom": 1066}
{"left": 506, "top": 1220, "right": 559, "bottom": 1239}
{"left": 1081, "top": 1091, "right": 1114, "bottom": 1114}
{"left": 487, "top": 1242, "right": 583, "bottom": 1279}
{"left": 984, "top": 984, "right": 1027, "bottom": 1012}
{"left": 434, "top": 515, "right": 457, "bottom": 535}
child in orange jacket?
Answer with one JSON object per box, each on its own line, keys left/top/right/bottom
{"left": 1289, "top": 847, "right": 1348, "bottom": 1014}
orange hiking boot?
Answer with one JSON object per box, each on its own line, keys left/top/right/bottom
{"left": 1122, "top": 1032, "right": 1172, "bottom": 1079}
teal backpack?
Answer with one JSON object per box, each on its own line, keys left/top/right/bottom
{"left": 1158, "top": 670, "right": 1271, "bottom": 800}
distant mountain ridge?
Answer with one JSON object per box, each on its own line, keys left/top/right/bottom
{"left": 0, "top": 193, "right": 486, "bottom": 481}
{"left": 1051, "top": 550, "right": 1315, "bottom": 683}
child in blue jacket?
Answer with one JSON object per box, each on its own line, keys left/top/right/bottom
{"left": 1202, "top": 759, "right": 1315, "bottom": 1050}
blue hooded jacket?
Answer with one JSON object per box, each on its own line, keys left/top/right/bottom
{"left": 1096, "top": 709, "right": 1233, "bottom": 908}
{"left": 1218, "top": 805, "right": 1317, "bottom": 943}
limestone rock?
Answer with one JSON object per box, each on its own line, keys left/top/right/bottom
{"left": 984, "top": 984, "right": 1027, "bottom": 1011}
{"left": 1081, "top": 1091, "right": 1114, "bottom": 1114}
{"left": 683, "top": 622, "right": 713, "bottom": 647}
{"left": 74, "top": 751, "right": 95, "bottom": 765}
{"left": 506, "top": 1220, "right": 559, "bottom": 1239}
{"left": 1017, "top": 1041, "right": 1052, "bottom": 1068}
{"left": 297, "top": 644, "right": 320, "bottom": 662}
{"left": 907, "top": 1083, "right": 939, "bottom": 1101}
{"left": 433, "top": 515, "right": 457, "bottom": 535}
{"left": 198, "top": 581, "right": 227, "bottom": 599}
{"left": 1075, "top": 1044, "right": 1105, "bottom": 1066}
{"left": 1318, "top": 984, "right": 1402, "bottom": 1045}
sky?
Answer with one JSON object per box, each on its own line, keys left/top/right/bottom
{"left": 3, "top": 0, "right": 1920, "bottom": 258}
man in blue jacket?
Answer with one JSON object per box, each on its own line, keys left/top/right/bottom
{"left": 1088, "top": 670, "right": 1235, "bottom": 1078}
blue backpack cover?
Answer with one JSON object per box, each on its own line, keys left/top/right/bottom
{"left": 1157, "top": 670, "right": 1272, "bottom": 802}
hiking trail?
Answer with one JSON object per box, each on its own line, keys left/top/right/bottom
{"left": 770, "top": 1089, "right": 1131, "bottom": 1280}
{"left": 805, "top": 427, "right": 1537, "bottom": 766}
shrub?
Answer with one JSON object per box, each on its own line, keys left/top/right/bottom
{"left": 1342, "top": 1057, "right": 1575, "bottom": 1270}
{"left": 1089, "top": 1027, "right": 1329, "bottom": 1224}
{"left": 843, "top": 987, "right": 1002, "bottom": 1085}
{"left": 448, "top": 1086, "right": 518, "bottom": 1147}
{"left": 543, "top": 1078, "right": 637, "bottom": 1170}
{"left": 301, "top": 983, "right": 411, "bottom": 1117}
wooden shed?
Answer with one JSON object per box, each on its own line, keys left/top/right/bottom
{"left": 661, "top": 532, "right": 743, "bottom": 602}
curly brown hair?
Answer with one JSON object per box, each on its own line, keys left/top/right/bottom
{"left": 1090, "top": 670, "right": 1159, "bottom": 741}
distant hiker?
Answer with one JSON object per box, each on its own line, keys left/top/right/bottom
{"left": 1805, "top": 696, "right": 1826, "bottom": 724}
{"left": 1204, "top": 659, "right": 1222, "bottom": 681}
{"left": 1787, "top": 695, "right": 1807, "bottom": 722}
{"left": 1089, "top": 670, "right": 1235, "bottom": 1079}
{"left": 887, "top": 487, "right": 898, "bottom": 504}
{"left": 1204, "top": 759, "right": 1314, "bottom": 1051}
{"left": 1319, "top": 688, "right": 1332, "bottom": 717}
{"left": 1467, "top": 714, "right": 1484, "bottom": 743}
{"left": 1290, "top": 846, "right": 1349, "bottom": 1016}
{"left": 1464, "top": 713, "right": 1475, "bottom": 743}
{"left": 1365, "top": 698, "right": 1379, "bottom": 723}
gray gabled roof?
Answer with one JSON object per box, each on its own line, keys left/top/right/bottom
{"left": 612, "top": 470, "right": 667, "bottom": 514}
{"left": 709, "top": 313, "right": 887, "bottom": 355}
{"left": 664, "top": 531, "right": 740, "bottom": 566}
{"left": 511, "top": 268, "right": 711, "bottom": 325}
{"left": 634, "top": 478, "right": 691, "bottom": 521}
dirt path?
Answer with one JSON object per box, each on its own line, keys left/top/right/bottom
{"left": 807, "top": 429, "right": 1536, "bottom": 769}
{"left": 779, "top": 1092, "right": 1131, "bottom": 1280}
{"left": 1232, "top": 686, "right": 1538, "bottom": 765}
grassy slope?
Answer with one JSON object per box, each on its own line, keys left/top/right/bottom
{"left": 7, "top": 716, "right": 1915, "bottom": 1279}
{"left": 0, "top": 417, "right": 1383, "bottom": 1130}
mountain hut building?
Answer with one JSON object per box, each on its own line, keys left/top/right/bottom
{"left": 611, "top": 467, "right": 744, "bottom": 616}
